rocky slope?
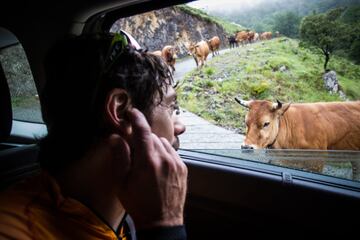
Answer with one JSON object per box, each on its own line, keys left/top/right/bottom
{"left": 110, "top": 6, "right": 228, "bottom": 57}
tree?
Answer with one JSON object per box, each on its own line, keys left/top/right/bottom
{"left": 341, "top": 5, "right": 360, "bottom": 24}
{"left": 348, "top": 22, "right": 360, "bottom": 63}
{"left": 342, "top": 6, "right": 360, "bottom": 63}
{"left": 299, "top": 8, "right": 351, "bottom": 71}
{"left": 273, "top": 11, "right": 302, "bottom": 38}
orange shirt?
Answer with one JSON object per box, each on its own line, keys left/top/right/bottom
{"left": 0, "top": 172, "right": 130, "bottom": 240}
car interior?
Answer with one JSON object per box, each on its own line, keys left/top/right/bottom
{"left": 1, "top": 0, "right": 359, "bottom": 238}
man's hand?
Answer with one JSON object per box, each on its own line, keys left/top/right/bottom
{"left": 115, "top": 108, "right": 188, "bottom": 229}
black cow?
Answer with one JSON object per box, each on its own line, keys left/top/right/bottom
{"left": 228, "top": 36, "right": 237, "bottom": 48}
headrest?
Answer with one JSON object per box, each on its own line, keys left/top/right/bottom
{"left": 0, "top": 64, "right": 12, "bottom": 142}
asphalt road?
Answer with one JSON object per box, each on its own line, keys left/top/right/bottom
{"left": 173, "top": 48, "right": 230, "bottom": 83}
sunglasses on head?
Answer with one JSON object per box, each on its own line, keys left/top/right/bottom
{"left": 102, "top": 30, "right": 142, "bottom": 75}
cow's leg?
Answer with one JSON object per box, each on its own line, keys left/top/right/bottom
{"left": 199, "top": 58, "right": 203, "bottom": 68}
{"left": 193, "top": 55, "right": 198, "bottom": 67}
{"left": 203, "top": 57, "right": 206, "bottom": 66}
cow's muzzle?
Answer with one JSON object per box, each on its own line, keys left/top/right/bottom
{"left": 241, "top": 144, "right": 254, "bottom": 150}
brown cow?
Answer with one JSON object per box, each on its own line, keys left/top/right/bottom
{"left": 235, "top": 98, "right": 360, "bottom": 178}
{"left": 247, "top": 31, "right": 255, "bottom": 43}
{"left": 260, "top": 32, "right": 272, "bottom": 40}
{"left": 235, "top": 30, "right": 256, "bottom": 45}
{"left": 207, "top": 36, "right": 220, "bottom": 57}
{"left": 151, "top": 50, "right": 162, "bottom": 57}
{"left": 151, "top": 45, "right": 178, "bottom": 73}
{"left": 161, "top": 45, "right": 178, "bottom": 73}
{"left": 235, "top": 31, "right": 249, "bottom": 46}
{"left": 187, "top": 40, "right": 210, "bottom": 68}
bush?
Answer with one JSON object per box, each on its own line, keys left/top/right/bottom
{"left": 204, "top": 67, "right": 215, "bottom": 76}
{"left": 249, "top": 81, "right": 270, "bottom": 98}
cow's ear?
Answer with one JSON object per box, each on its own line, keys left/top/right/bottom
{"left": 277, "top": 102, "right": 291, "bottom": 116}
{"left": 105, "top": 88, "right": 132, "bottom": 136}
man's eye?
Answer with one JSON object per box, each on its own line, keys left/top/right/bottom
{"left": 169, "top": 104, "right": 180, "bottom": 115}
{"left": 169, "top": 103, "right": 180, "bottom": 115}
{"left": 263, "top": 122, "right": 270, "bottom": 128}
{"left": 174, "top": 104, "right": 180, "bottom": 115}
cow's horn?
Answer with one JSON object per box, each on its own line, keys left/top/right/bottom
{"left": 235, "top": 97, "right": 250, "bottom": 108}
{"left": 272, "top": 99, "right": 282, "bottom": 110}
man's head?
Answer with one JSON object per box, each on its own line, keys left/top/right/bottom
{"left": 39, "top": 33, "right": 185, "bottom": 173}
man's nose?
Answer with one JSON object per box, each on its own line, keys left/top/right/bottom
{"left": 174, "top": 116, "right": 186, "bottom": 136}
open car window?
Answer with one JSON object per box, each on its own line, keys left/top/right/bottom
{"left": 0, "top": 30, "right": 42, "bottom": 124}
{"left": 109, "top": 0, "right": 360, "bottom": 185}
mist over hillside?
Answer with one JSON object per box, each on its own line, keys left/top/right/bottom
{"left": 195, "top": 0, "right": 360, "bottom": 31}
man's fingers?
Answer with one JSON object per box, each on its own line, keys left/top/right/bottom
{"left": 160, "top": 137, "right": 187, "bottom": 173}
{"left": 153, "top": 134, "right": 168, "bottom": 154}
{"left": 159, "top": 137, "right": 175, "bottom": 154}
{"left": 127, "top": 108, "right": 153, "bottom": 153}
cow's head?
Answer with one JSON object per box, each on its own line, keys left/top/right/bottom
{"left": 235, "top": 98, "right": 291, "bottom": 149}
{"left": 186, "top": 42, "right": 197, "bottom": 56}
{"left": 164, "top": 46, "right": 177, "bottom": 62}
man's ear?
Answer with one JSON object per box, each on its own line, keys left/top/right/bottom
{"left": 105, "top": 88, "right": 132, "bottom": 135}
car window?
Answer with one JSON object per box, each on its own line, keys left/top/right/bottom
{"left": 113, "top": 0, "right": 360, "bottom": 183}
{"left": 0, "top": 34, "right": 42, "bottom": 123}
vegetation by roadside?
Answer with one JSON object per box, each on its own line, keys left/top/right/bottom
{"left": 177, "top": 37, "right": 360, "bottom": 134}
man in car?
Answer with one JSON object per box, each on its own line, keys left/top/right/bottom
{"left": 0, "top": 33, "right": 187, "bottom": 240}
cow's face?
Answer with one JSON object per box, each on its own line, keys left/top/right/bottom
{"left": 169, "top": 47, "right": 178, "bottom": 60}
{"left": 164, "top": 47, "right": 176, "bottom": 62}
{"left": 235, "top": 98, "right": 290, "bottom": 149}
{"left": 187, "top": 43, "right": 197, "bottom": 56}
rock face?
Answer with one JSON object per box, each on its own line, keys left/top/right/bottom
{"left": 0, "top": 44, "right": 36, "bottom": 98}
{"left": 110, "top": 6, "right": 228, "bottom": 57}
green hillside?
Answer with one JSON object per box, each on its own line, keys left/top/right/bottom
{"left": 177, "top": 5, "right": 246, "bottom": 35}
{"left": 177, "top": 37, "right": 360, "bottom": 133}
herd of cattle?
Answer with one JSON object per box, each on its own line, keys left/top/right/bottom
{"left": 151, "top": 35, "right": 221, "bottom": 71}
{"left": 228, "top": 31, "right": 274, "bottom": 48}
{"left": 151, "top": 30, "right": 276, "bottom": 71}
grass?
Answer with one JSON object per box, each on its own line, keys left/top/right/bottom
{"left": 177, "top": 37, "right": 360, "bottom": 133}
{"left": 176, "top": 5, "right": 245, "bottom": 35}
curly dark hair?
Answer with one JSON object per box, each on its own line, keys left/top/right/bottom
{"left": 39, "top": 33, "right": 172, "bottom": 174}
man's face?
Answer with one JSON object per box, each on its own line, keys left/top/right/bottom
{"left": 149, "top": 86, "right": 186, "bottom": 150}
